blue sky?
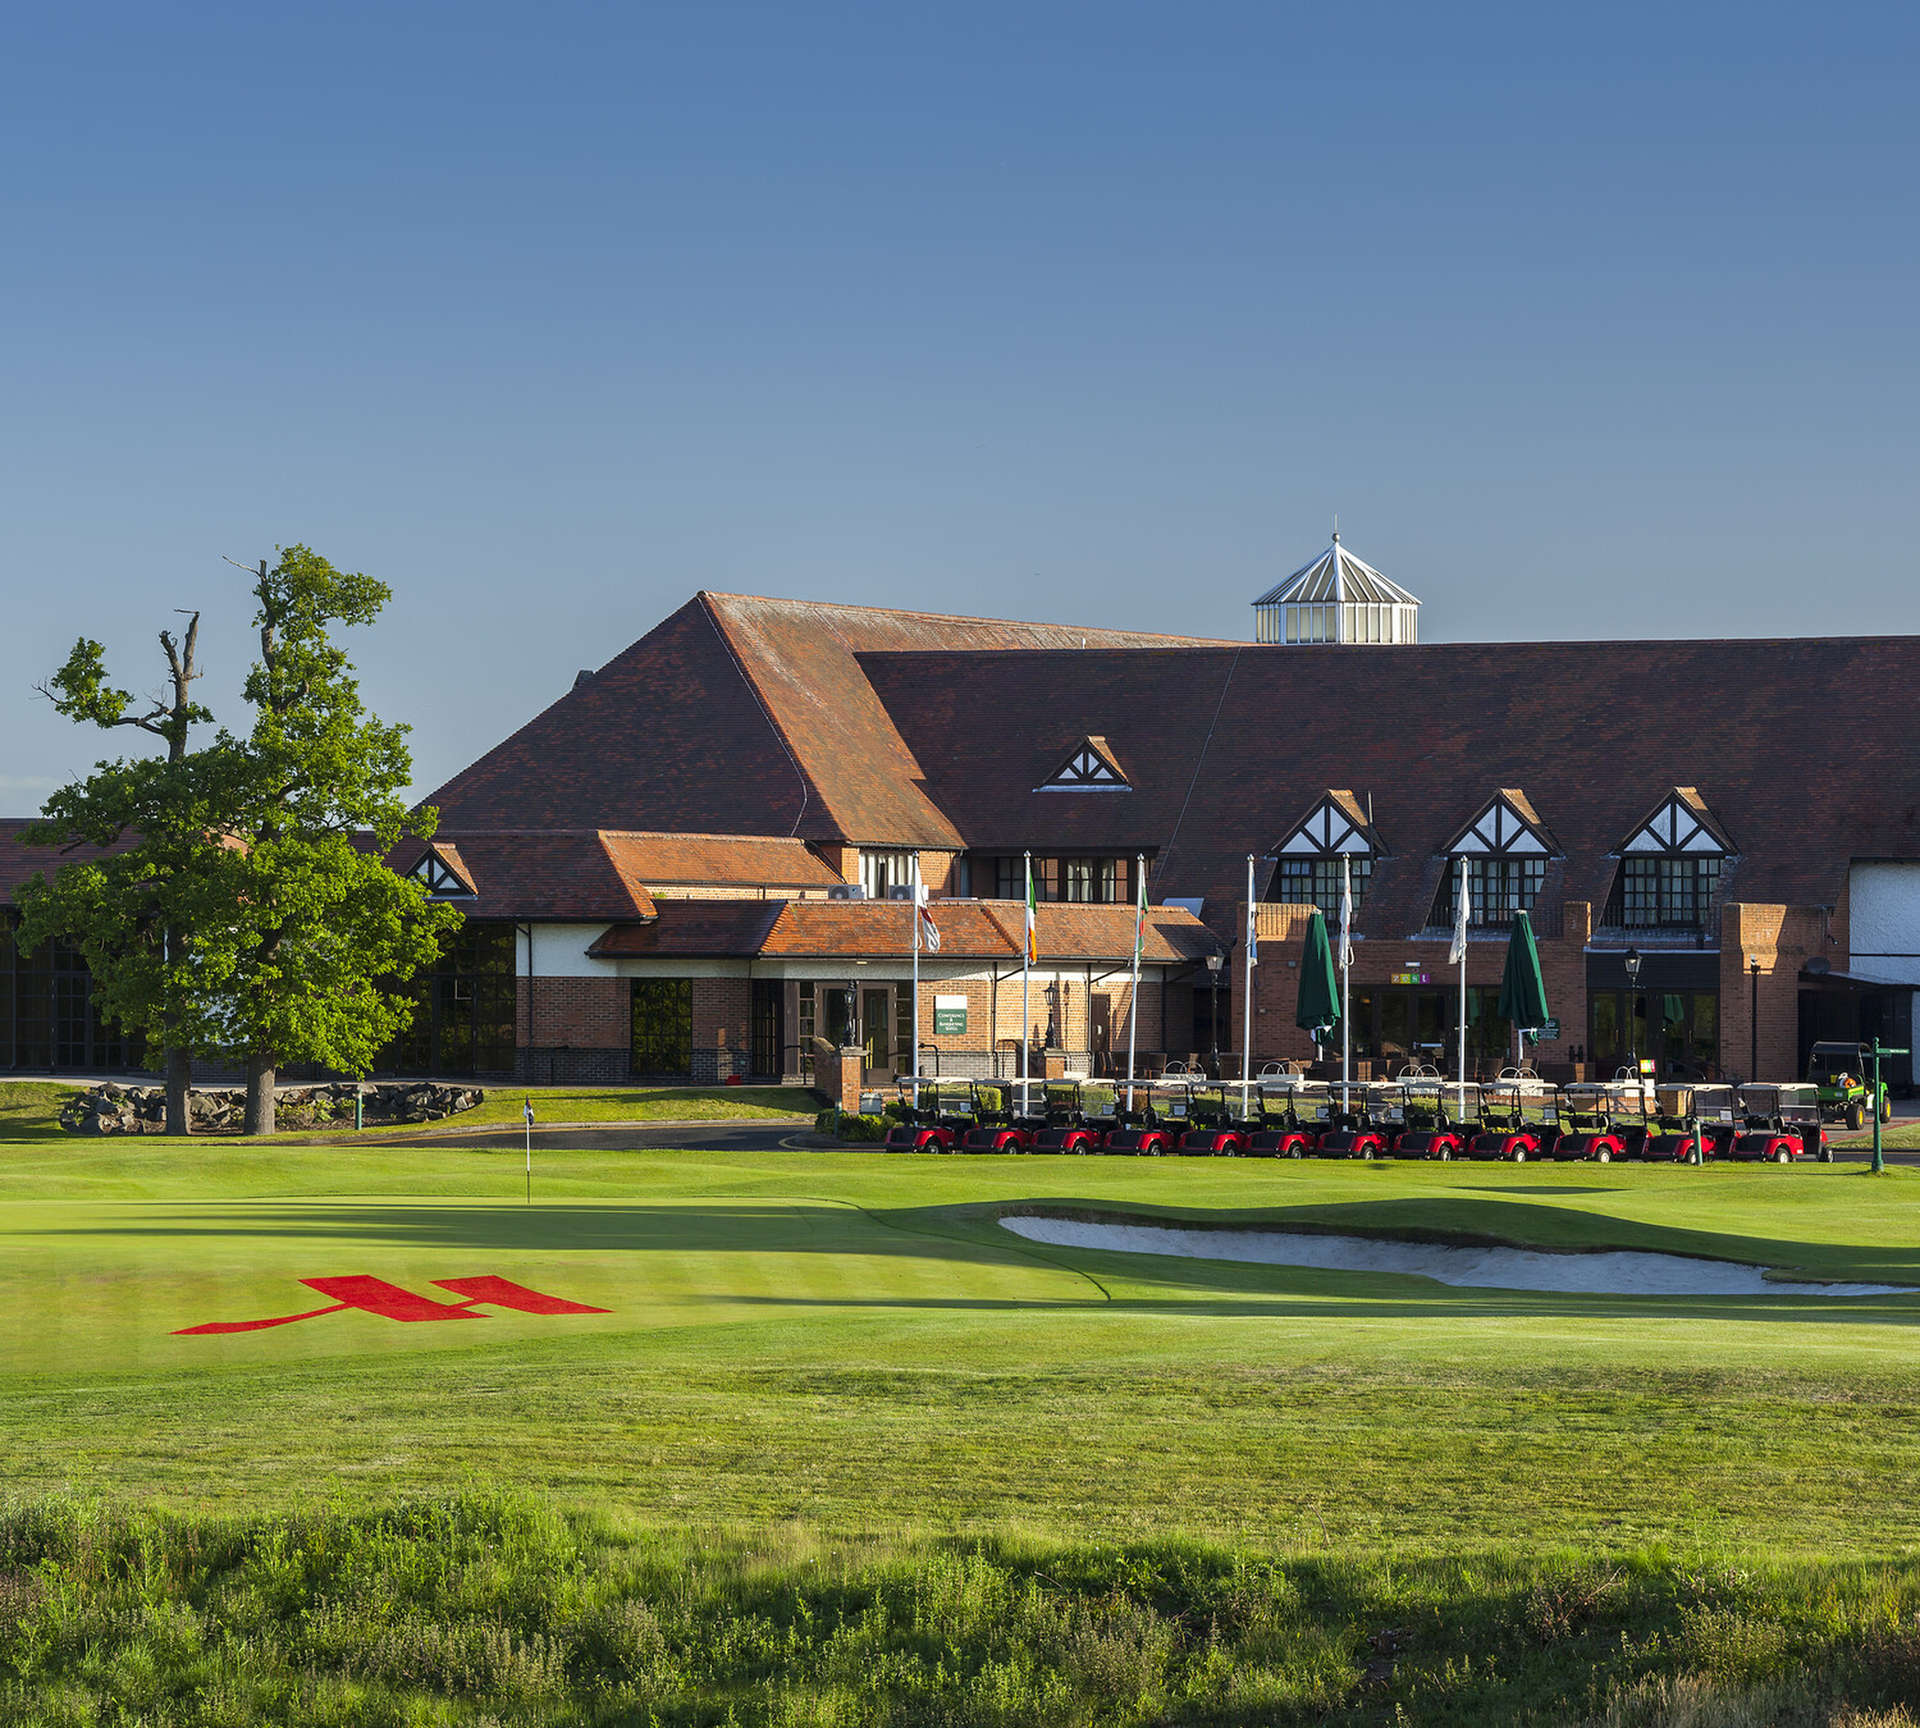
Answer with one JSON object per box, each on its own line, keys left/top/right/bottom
{"left": 4, "top": 2, "right": 1917, "bottom": 801}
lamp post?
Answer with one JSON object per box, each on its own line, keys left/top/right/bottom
{"left": 1747, "top": 956, "right": 1761, "bottom": 1084}
{"left": 1624, "top": 947, "right": 1642, "bottom": 1072}
{"left": 1206, "top": 954, "right": 1223, "bottom": 1078}
{"left": 1865, "top": 1041, "right": 1908, "bottom": 1175}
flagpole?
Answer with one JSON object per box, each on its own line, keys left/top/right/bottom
{"left": 911, "top": 851, "right": 921, "bottom": 1095}
{"left": 1125, "top": 853, "right": 1143, "bottom": 1115}
{"left": 1456, "top": 857, "right": 1467, "bottom": 1119}
{"left": 1340, "top": 854, "right": 1351, "bottom": 1101}
{"left": 1021, "top": 850, "right": 1033, "bottom": 1118}
{"left": 1241, "top": 853, "right": 1255, "bottom": 1119}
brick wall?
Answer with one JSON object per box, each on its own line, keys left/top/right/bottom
{"left": 1721, "top": 902, "right": 1825, "bottom": 1081}
{"left": 693, "top": 977, "right": 752, "bottom": 1059}
{"left": 528, "top": 976, "right": 628, "bottom": 1049}
{"left": 1230, "top": 900, "right": 1592, "bottom": 1069}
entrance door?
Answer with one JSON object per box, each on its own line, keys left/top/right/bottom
{"left": 862, "top": 987, "right": 891, "bottom": 1080}
{"left": 1090, "top": 994, "right": 1113, "bottom": 1075}
{"left": 750, "top": 979, "right": 784, "bottom": 1079}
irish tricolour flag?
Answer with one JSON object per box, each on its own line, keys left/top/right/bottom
{"left": 1024, "top": 854, "right": 1039, "bottom": 964}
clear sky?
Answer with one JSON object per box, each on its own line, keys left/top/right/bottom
{"left": 4, "top": 2, "right": 1917, "bottom": 803}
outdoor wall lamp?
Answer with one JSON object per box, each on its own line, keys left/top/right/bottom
{"left": 1624, "top": 948, "right": 1643, "bottom": 1069}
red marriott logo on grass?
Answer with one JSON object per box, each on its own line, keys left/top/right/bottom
{"left": 175, "top": 1275, "right": 610, "bottom": 1335}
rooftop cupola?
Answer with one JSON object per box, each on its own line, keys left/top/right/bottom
{"left": 1253, "top": 533, "right": 1420, "bottom": 645}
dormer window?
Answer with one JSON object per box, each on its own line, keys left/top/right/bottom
{"left": 1036, "top": 735, "right": 1130, "bottom": 792}
{"left": 410, "top": 844, "right": 476, "bottom": 900}
{"left": 1268, "top": 791, "right": 1378, "bottom": 913}
{"left": 1607, "top": 789, "right": 1730, "bottom": 929}
{"left": 1433, "top": 791, "right": 1557, "bottom": 928}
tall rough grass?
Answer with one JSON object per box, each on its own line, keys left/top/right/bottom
{"left": 1, "top": 1495, "right": 1917, "bottom": 1725}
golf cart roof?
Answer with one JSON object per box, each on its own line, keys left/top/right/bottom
{"left": 1810, "top": 1041, "right": 1868, "bottom": 1056}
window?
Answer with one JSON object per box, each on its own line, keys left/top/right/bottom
{"left": 1607, "top": 792, "right": 1729, "bottom": 930}
{"left": 383, "top": 922, "right": 516, "bottom": 1076}
{"left": 1274, "top": 856, "right": 1371, "bottom": 913}
{"left": 1431, "top": 791, "right": 1556, "bottom": 929}
{"left": 751, "top": 980, "right": 784, "bottom": 1078}
{"left": 1268, "top": 793, "right": 1377, "bottom": 914}
{"left": 894, "top": 986, "right": 913, "bottom": 1069}
{"left": 631, "top": 978, "right": 693, "bottom": 1076}
{"left": 860, "top": 850, "right": 914, "bottom": 900}
{"left": 984, "top": 856, "right": 1129, "bottom": 903}
{"left": 797, "top": 981, "right": 816, "bottom": 1047}
{"left": 1619, "top": 855, "right": 1721, "bottom": 928}
{"left": 1036, "top": 736, "right": 1130, "bottom": 792}
{"left": 1442, "top": 856, "right": 1547, "bottom": 928}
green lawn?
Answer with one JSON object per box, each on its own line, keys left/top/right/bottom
{"left": 7, "top": 1140, "right": 1920, "bottom": 1722}
{"left": 3, "top": 1142, "right": 1919, "bottom": 1552}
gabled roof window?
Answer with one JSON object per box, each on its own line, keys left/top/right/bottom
{"left": 1443, "top": 790, "right": 1558, "bottom": 858}
{"left": 1036, "top": 734, "right": 1130, "bottom": 792}
{"left": 1619, "top": 788, "right": 1731, "bottom": 857}
{"left": 410, "top": 844, "right": 476, "bottom": 899}
{"left": 1605, "top": 789, "right": 1730, "bottom": 930}
{"left": 1272, "top": 789, "right": 1379, "bottom": 858}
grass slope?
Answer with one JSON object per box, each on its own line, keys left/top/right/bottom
{"left": 7, "top": 1496, "right": 1920, "bottom": 1727}
{"left": 4, "top": 1145, "right": 1920, "bottom": 1561}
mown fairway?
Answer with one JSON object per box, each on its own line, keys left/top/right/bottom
{"left": 6, "top": 1134, "right": 1920, "bottom": 1557}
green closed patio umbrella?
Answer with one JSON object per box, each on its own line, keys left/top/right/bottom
{"left": 1296, "top": 909, "right": 1340, "bottom": 1051}
{"left": 1496, "top": 909, "right": 1550, "bottom": 1068}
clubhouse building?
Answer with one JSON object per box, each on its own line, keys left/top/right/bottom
{"left": 5, "top": 541, "right": 1919, "bottom": 1092}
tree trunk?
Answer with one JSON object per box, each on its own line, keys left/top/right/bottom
{"left": 164, "top": 1046, "right": 193, "bottom": 1136}
{"left": 244, "top": 1053, "right": 276, "bottom": 1137}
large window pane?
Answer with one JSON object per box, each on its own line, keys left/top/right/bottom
{"left": 631, "top": 979, "right": 693, "bottom": 1076}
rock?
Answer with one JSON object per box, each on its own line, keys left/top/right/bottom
{"left": 59, "top": 1079, "right": 487, "bottom": 1134}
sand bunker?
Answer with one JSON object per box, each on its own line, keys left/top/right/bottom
{"left": 1000, "top": 1214, "right": 1910, "bottom": 1297}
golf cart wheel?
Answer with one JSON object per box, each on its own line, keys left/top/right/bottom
{"left": 1594, "top": 1147, "right": 1611, "bottom": 1164}
{"left": 1434, "top": 1147, "right": 1451, "bottom": 1162}
{"left": 1359, "top": 1146, "right": 1374, "bottom": 1161}
{"left": 1510, "top": 1145, "right": 1527, "bottom": 1163}
{"left": 1884, "top": 1096, "right": 1896, "bottom": 1124}
{"left": 1774, "top": 1147, "right": 1791, "bottom": 1164}
{"left": 1287, "top": 1146, "right": 1304, "bottom": 1159}
{"left": 1847, "top": 1102, "right": 1866, "bottom": 1132}
{"left": 1687, "top": 1145, "right": 1703, "bottom": 1166}
{"left": 1818, "top": 1144, "right": 1834, "bottom": 1164}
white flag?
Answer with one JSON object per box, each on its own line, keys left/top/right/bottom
{"left": 919, "top": 904, "right": 941, "bottom": 953}
{"left": 1448, "top": 857, "right": 1470, "bottom": 965}
{"left": 1339, "top": 855, "right": 1354, "bottom": 970}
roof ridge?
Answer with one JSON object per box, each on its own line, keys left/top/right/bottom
{"left": 700, "top": 590, "right": 1235, "bottom": 645}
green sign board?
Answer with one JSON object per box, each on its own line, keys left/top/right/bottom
{"left": 933, "top": 996, "right": 968, "bottom": 1036}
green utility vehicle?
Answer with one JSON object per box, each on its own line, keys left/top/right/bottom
{"left": 1805, "top": 1041, "right": 1894, "bottom": 1130}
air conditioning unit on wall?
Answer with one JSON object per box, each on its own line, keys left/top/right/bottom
{"left": 828, "top": 884, "right": 867, "bottom": 901}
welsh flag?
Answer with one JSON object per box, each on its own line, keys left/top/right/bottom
{"left": 1024, "top": 854, "right": 1039, "bottom": 964}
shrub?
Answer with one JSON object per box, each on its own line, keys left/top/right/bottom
{"left": 835, "top": 1112, "right": 887, "bottom": 1143}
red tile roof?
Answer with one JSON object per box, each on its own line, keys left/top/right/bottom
{"left": 423, "top": 593, "right": 1226, "bottom": 847}
{"left": 391, "top": 831, "right": 660, "bottom": 921}
{"left": 598, "top": 831, "right": 842, "bottom": 887}
{"left": 588, "top": 898, "right": 1221, "bottom": 963}
{"left": 586, "top": 901, "right": 784, "bottom": 957}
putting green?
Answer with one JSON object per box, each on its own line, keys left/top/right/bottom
{"left": 6, "top": 1141, "right": 1920, "bottom": 1552}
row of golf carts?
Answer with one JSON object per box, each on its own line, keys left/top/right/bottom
{"left": 881, "top": 1064, "right": 1834, "bottom": 1163}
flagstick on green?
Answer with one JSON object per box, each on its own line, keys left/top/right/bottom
{"left": 523, "top": 1097, "right": 533, "bottom": 1204}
